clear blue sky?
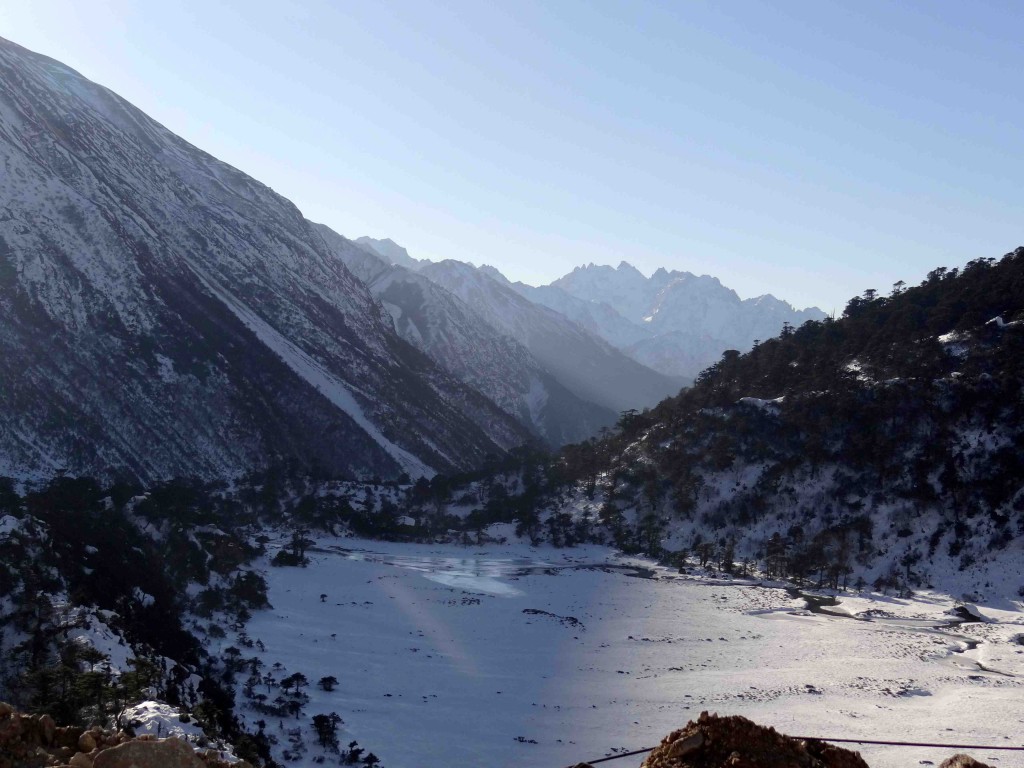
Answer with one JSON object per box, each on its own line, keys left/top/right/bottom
{"left": 3, "top": 1, "right": 1022, "bottom": 312}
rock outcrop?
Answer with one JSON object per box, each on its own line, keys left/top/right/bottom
{"left": 0, "top": 703, "right": 248, "bottom": 768}
{"left": 938, "top": 757, "right": 995, "bottom": 768}
{"left": 639, "top": 712, "right": 868, "bottom": 768}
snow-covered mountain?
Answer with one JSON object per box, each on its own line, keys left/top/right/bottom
{"left": 528, "top": 262, "right": 827, "bottom": 380}
{"left": 316, "top": 225, "right": 616, "bottom": 445}
{"left": 415, "top": 260, "right": 685, "bottom": 414}
{"left": 0, "top": 37, "right": 530, "bottom": 482}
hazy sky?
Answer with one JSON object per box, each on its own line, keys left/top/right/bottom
{"left": 2, "top": 1, "right": 1022, "bottom": 312}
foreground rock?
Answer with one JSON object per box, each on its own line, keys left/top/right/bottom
{"left": 938, "top": 757, "right": 995, "bottom": 768}
{"left": 91, "top": 738, "right": 203, "bottom": 768}
{"left": 639, "top": 712, "right": 868, "bottom": 768}
{"left": 0, "top": 703, "right": 249, "bottom": 768}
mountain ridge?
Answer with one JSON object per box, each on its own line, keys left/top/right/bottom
{"left": 414, "top": 258, "right": 685, "bottom": 414}
{"left": 548, "top": 261, "right": 827, "bottom": 379}
{"left": 317, "top": 223, "right": 617, "bottom": 445}
{"left": 0, "top": 36, "right": 530, "bottom": 482}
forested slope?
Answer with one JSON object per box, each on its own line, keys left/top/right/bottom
{"left": 412, "top": 249, "right": 1024, "bottom": 597}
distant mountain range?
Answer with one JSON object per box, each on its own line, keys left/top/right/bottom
{"left": 353, "top": 245, "right": 825, "bottom": 384}
{"left": 525, "top": 261, "right": 826, "bottom": 380}
{"left": 321, "top": 226, "right": 617, "bottom": 446}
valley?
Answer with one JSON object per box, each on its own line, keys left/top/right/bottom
{"left": 226, "top": 537, "right": 1024, "bottom": 768}
{"left": 1, "top": 24, "right": 1023, "bottom": 768}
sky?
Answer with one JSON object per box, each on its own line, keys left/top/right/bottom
{"left": 2, "top": 1, "right": 1022, "bottom": 313}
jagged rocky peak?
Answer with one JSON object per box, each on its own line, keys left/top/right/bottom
{"left": 355, "top": 236, "right": 425, "bottom": 270}
{"left": 319, "top": 224, "right": 618, "bottom": 446}
{"left": 477, "top": 264, "right": 510, "bottom": 284}
{"left": 539, "top": 256, "right": 825, "bottom": 379}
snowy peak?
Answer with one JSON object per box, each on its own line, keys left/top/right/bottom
{"left": 355, "top": 236, "right": 425, "bottom": 271}
{"left": 547, "top": 260, "right": 825, "bottom": 379}
{"left": 477, "top": 264, "right": 511, "bottom": 284}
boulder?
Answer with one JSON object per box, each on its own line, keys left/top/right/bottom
{"left": 0, "top": 708, "right": 22, "bottom": 742}
{"left": 77, "top": 731, "right": 98, "bottom": 752}
{"left": 92, "top": 737, "right": 203, "bottom": 768}
{"left": 55, "top": 726, "right": 85, "bottom": 749}
{"left": 38, "top": 714, "right": 56, "bottom": 746}
{"left": 938, "top": 756, "right": 996, "bottom": 768}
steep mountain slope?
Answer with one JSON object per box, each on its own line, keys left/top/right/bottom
{"left": 0, "top": 37, "right": 528, "bottom": 482}
{"left": 354, "top": 235, "right": 426, "bottom": 271}
{"left": 416, "top": 260, "right": 685, "bottom": 413}
{"left": 315, "top": 224, "right": 616, "bottom": 445}
{"left": 544, "top": 262, "right": 826, "bottom": 379}
{"left": 512, "top": 282, "right": 652, "bottom": 349}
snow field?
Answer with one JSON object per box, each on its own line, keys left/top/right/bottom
{"left": 228, "top": 539, "right": 1024, "bottom": 768}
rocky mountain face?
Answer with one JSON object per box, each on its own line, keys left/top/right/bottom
{"left": 415, "top": 260, "right": 685, "bottom": 414}
{"left": 354, "top": 236, "right": 426, "bottom": 271}
{"left": 0, "top": 37, "right": 530, "bottom": 482}
{"left": 531, "top": 261, "right": 826, "bottom": 380}
{"left": 317, "top": 224, "right": 616, "bottom": 445}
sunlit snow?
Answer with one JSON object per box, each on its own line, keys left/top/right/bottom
{"left": 227, "top": 538, "right": 1024, "bottom": 768}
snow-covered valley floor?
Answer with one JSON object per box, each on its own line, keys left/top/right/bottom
{"left": 235, "top": 539, "right": 1024, "bottom": 768}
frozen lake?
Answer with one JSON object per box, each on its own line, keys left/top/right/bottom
{"left": 239, "top": 539, "right": 1024, "bottom": 768}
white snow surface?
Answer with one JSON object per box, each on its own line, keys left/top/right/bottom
{"left": 227, "top": 539, "right": 1024, "bottom": 768}
{"left": 0, "top": 515, "right": 19, "bottom": 537}
{"left": 121, "top": 701, "right": 207, "bottom": 741}
{"left": 120, "top": 701, "right": 242, "bottom": 763}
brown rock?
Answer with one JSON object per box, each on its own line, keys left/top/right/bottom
{"left": 642, "top": 711, "right": 869, "bottom": 768}
{"left": 78, "top": 731, "right": 98, "bottom": 752}
{"left": 939, "top": 756, "right": 996, "bottom": 768}
{"left": 20, "top": 714, "right": 40, "bottom": 747}
{"left": 92, "top": 737, "right": 203, "bottom": 768}
{"left": 55, "top": 726, "right": 84, "bottom": 749}
{"left": 54, "top": 745, "right": 75, "bottom": 761}
{"left": 0, "top": 709, "right": 21, "bottom": 742}
{"left": 69, "top": 752, "right": 94, "bottom": 767}
{"left": 668, "top": 732, "right": 706, "bottom": 759}
{"left": 38, "top": 714, "right": 57, "bottom": 746}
